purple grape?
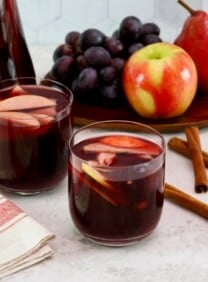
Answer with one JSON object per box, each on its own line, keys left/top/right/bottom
{"left": 111, "top": 58, "right": 125, "bottom": 73}
{"left": 128, "top": 43, "right": 144, "bottom": 56}
{"left": 140, "top": 23, "right": 160, "bottom": 36}
{"left": 100, "top": 66, "right": 117, "bottom": 84}
{"left": 79, "top": 29, "right": 106, "bottom": 51}
{"left": 84, "top": 46, "right": 111, "bottom": 69}
{"left": 100, "top": 80, "right": 123, "bottom": 107}
{"left": 119, "top": 16, "right": 142, "bottom": 45}
{"left": 51, "top": 55, "right": 75, "bottom": 82}
{"left": 53, "top": 44, "right": 74, "bottom": 62}
{"left": 65, "top": 31, "right": 80, "bottom": 48}
{"left": 50, "top": 18, "right": 163, "bottom": 108}
{"left": 76, "top": 55, "right": 88, "bottom": 71}
{"left": 103, "top": 38, "right": 124, "bottom": 57}
{"left": 76, "top": 67, "right": 98, "bottom": 91}
{"left": 142, "top": 34, "right": 162, "bottom": 46}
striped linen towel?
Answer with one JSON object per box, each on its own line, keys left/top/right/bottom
{"left": 0, "top": 193, "right": 55, "bottom": 278}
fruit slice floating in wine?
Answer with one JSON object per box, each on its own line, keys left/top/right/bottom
{"left": 83, "top": 141, "right": 157, "bottom": 156}
{"left": 96, "top": 135, "right": 160, "bottom": 156}
{"left": 81, "top": 161, "right": 127, "bottom": 206}
{"left": 96, "top": 152, "right": 116, "bottom": 166}
{"left": 10, "top": 85, "right": 29, "bottom": 96}
{"left": 100, "top": 135, "right": 148, "bottom": 148}
{"left": 0, "top": 94, "right": 56, "bottom": 116}
{"left": 30, "top": 113, "right": 54, "bottom": 125}
{"left": 82, "top": 162, "right": 113, "bottom": 190}
{"left": 70, "top": 164, "right": 117, "bottom": 206}
{"left": 0, "top": 111, "right": 40, "bottom": 128}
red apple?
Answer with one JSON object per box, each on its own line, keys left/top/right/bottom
{"left": 122, "top": 42, "right": 198, "bottom": 119}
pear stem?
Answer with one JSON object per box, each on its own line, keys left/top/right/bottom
{"left": 178, "top": 0, "right": 195, "bottom": 15}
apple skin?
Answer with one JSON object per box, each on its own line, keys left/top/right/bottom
{"left": 122, "top": 42, "right": 198, "bottom": 119}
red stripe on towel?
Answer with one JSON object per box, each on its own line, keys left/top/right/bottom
{"left": 0, "top": 200, "right": 23, "bottom": 227}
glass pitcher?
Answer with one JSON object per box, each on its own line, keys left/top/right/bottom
{"left": 0, "top": 0, "right": 35, "bottom": 79}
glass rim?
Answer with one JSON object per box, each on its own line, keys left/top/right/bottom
{"left": 0, "top": 76, "right": 73, "bottom": 103}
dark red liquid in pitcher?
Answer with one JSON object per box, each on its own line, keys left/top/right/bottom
{"left": 0, "top": 84, "right": 71, "bottom": 193}
{"left": 0, "top": 0, "right": 36, "bottom": 80}
{"left": 69, "top": 135, "right": 165, "bottom": 245}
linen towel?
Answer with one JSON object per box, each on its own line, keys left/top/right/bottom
{"left": 0, "top": 193, "right": 55, "bottom": 278}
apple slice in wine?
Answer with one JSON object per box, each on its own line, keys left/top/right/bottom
{"left": 82, "top": 162, "right": 113, "bottom": 190}
{"left": 70, "top": 164, "right": 117, "bottom": 206}
{"left": 30, "top": 113, "right": 54, "bottom": 125}
{"left": 83, "top": 141, "right": 157, "bottom": 156}
{"left": 0, "top": 111, "right": 40, "bottom": 128}
{"left": 81, "top": 162, "right": 127, "bottom": 206}
{"left": 0, "top": 95, "right": 56, "bottom": 116}
{"left": 10, "top": 85, "right": 30, "bottom": 96}
{"left": 96, "top": 152, "right": 116, "bottom": 166}
{"left": 100, "top": 135, "right": 147, "bottom": 148}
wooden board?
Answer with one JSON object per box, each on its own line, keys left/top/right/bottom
{"left": 71, "top": 94, "right": 208, "bottom": 133}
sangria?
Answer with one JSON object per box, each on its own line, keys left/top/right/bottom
{"left": 0, "top": 77, "right": 73, "bottom": 194}
{"left": 68, "top": 121, "right": 165, "bottom": 246}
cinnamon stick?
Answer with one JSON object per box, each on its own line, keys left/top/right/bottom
{"left": 168, "top": 137, "right": 208, "bottom": 168}
{"left": 185, "top": 126, "right": 208, "bottom": 193}
{"left": 165, "top": 183, "right": 208, "bottom": 219}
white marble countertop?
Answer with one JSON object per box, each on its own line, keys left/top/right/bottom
{"left": 2, "top": 47, "right": 208, "bottom": 282}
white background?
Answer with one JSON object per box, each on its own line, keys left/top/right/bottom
{"left": 17, "top": 0, "right": 206, "bottom": 45}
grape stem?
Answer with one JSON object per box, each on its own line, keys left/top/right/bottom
{"left": 178, "top": 0, "right": 195, "bottom": 15}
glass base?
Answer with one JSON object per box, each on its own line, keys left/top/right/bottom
{"left": 0, "top": 173, "right": 67, "bottom": 195}
{"left": 14, "top": 191, "right": 41, "bottom": 196}
{"left": 0, "top": 185, "right": 55, "bottom": 196}
{"left": 83, "top": 231, "right": 153, "bottom": 247}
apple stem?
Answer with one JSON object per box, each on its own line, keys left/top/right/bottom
{"left": 178, "top": 0, "right": 195, "bottom": 15}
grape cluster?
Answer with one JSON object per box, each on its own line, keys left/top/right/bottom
{"left": 50, "top": 16, "right": 162, "bottom": 107}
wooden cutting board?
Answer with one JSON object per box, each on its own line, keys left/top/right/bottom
{"left": 71, "top": 93, "right": 208, "bottom": 133}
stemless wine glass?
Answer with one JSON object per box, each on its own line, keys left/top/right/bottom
{"left": 68, "top": 120, "right": 165, "bottom": 246}
{"left": 0, "top": 77, "right": 73, "bottom": 195}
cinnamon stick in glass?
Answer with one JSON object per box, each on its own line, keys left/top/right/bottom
{"left": 167, "top": 137, "right": 208, "bottom": 168}
{"left": 165, "top": 183, "right": 208, "bottom": 219}
{"left": 185, "top": 126, "right": 208, "bottom": 193}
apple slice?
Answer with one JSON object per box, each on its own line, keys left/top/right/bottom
{"left": 81, "top": 162, "right": 127, "bottom": 206}
{"left": 10, "top": 85, "right": 29, "bottom": 96}
{"left": 70, "top": 164, "right": 117, "bottom": 206}
{"left": 83, "top": 142, "right": 158, "bottom": 156}
{"left": 100, "top": 136, "right": 148, "bottom": 148}
{"left": 0, "top": 95, "right": 56, "bottom": 116}
{"left": 97, "top": 152, "right": 116, "bottom": 166}
{"left": 0, "top": 111, "right": 40, "bottom": 128}
{"left": 82, "top": 162, "right": 113, "bottom": 191}
{"left": 30, "top": 113, "right": 54, "bottom": 125}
